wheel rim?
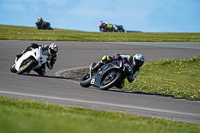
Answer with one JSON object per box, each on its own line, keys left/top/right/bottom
{"left": 101, "top": 72, "right": 116, "bottom": 86}
{"left": 83, "top": 74, "right": 90, "bottom": 80}
{"left": 18, "top": 60, "right": 32, "bottom": 71}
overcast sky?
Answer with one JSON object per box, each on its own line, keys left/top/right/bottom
{"left": 0, "top": 0, "right": 200, "bottom": 32}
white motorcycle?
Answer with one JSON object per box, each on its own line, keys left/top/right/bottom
{"left": 10, "top": 46, "right": 48, "bottom": 75}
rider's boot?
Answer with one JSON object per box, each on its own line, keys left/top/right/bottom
{"left": 34, "top": 64, "right": 46, "bottom": 76}
{"left": 115, "top": 80, "right": 125, "bottom": 89}
{"left": 34, "top": 69, "right": 46, "bottom": 76}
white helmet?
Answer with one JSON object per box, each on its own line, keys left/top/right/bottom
{"left": 133, "top": 54, "right": 144, "bottom": 67}
{"left": 49, "top": 43, "right": 58, "bottom": 55}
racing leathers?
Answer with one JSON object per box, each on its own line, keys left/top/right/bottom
{"left": 35, "top": 19, "right": 44, "bottom": 29}
{"left": 16, "top": 43, "right": 57, "bottom": 76}
{"left": 92, "top": 53, "right": 140, "bottom": 88}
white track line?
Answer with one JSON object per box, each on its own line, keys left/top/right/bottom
{"left": 0, "top": 90, "right": 200, "bottom": 118}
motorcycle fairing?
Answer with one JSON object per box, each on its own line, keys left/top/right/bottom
{"left": 15, "top": 47, "right": 48, "bottom": 71}
{"left": 90, "top": 60, "right": 122, "bottom": 87}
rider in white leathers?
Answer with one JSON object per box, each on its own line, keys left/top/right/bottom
{"left": 16, "top": 43, "right": 58, "bottom": 76}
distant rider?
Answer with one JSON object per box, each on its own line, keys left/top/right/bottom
{"left": 35, "top": 17, "right": 44, "bottom": 29}
{"left": 98, "top": 21, "right": 105, "bottom": 31}
{"left": 16, "top": 43, "right": 58, "bottom": 76}
{"left": 92, "top": 53, "right": 144, "bottom": 88}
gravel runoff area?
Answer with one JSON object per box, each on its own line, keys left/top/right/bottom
{"left": 63, "top": 68, "right": 89, "bottom": 82}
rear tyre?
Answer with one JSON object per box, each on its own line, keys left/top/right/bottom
{"left": 17, "top": 59, "right": 37, "bottom": 75}
{"left": 80, "top": 74, "right": 91, "bottom": 87}
{"left": 100, "top": 71, "right": 121, "bottom": 90}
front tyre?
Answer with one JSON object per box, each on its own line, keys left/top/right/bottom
{"left": 80, "top": 74, "right": 91, "bottom": 87}
{"left": 100, "top": 71, "right": 121, "bottom": 90}
{"left": 17, "top": 59, "right": 37, "bottom": 75}
{"left": 10, "top": 64, "right": 17, "bottom": 73}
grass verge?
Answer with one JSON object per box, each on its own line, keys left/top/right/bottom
{"left": 0, "top": 24, "right": 200, "bottom": 42}
{"left": 125, "top": 57, "right": 200, "bottom": 100}
{"left": 0, "top": 97, "right": 199, "bottom": 133}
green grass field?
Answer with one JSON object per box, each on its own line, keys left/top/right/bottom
{"left": 125, "top": 57, "right": 200, "bottom": 100}
{"left": 0, "top": 24, "right": 200, "bottom": 42}
{"left": 0, "top": 24, "right": 200, "bottom": 132}
{"left": 0, "top": 97, "right": 199, "bottom": 133}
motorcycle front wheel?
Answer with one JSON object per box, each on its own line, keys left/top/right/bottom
{"left": 17, "top": 59, "right": 37, "bottom": 75}
{"left": 80, "top": 74, "right": 91, "bottom": 87}
{"left": 10, "top": 64, "right": 17, "bottom": 73}
{"left": 100, "top": 71, "right": 121, "bottom": 90}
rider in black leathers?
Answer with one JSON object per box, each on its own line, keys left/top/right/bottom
{"left": 92, "top": 53, "right": 144, "bottom": 88}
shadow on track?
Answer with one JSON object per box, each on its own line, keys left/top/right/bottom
{"left": 22, "top": 73, "right": 75, "bottom": 80}
{"left": 105, "top": 88, "right": 200, "bottom": 101}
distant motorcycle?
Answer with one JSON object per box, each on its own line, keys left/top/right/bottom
{"left": 35, "top": 21, "right": 53, "bottom": 30}
{"left": 10, "top": 46, "right": 48, "bottom": 75}
{"left": 113, "top": 25, "right": 125, "bottom": 32}
{"left": 80, "top": 59, "right": 127, "bottom": 90}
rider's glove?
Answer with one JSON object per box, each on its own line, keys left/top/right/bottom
{"left": 91, "top": 62, "right": 104, "bottom": 72}
{"left": 46, "top": 62, "right": 53, "bottom": 70}
{"left": 114, "top": 53, "right": 122, "bottom": 60}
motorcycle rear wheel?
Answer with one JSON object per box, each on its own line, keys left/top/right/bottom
{"left": 17, "top": 59, "right": 37, "bottom": 75}
{"left": 100, "top": 71, "right": 121, "bottom": 90}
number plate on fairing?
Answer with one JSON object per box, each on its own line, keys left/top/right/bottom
{"left": 90, "top": 78, "right": 95, "bottom": 84}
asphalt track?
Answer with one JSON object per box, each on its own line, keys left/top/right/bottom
{"left": 0, "top": 40, "right": 200, "bottom": 124}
